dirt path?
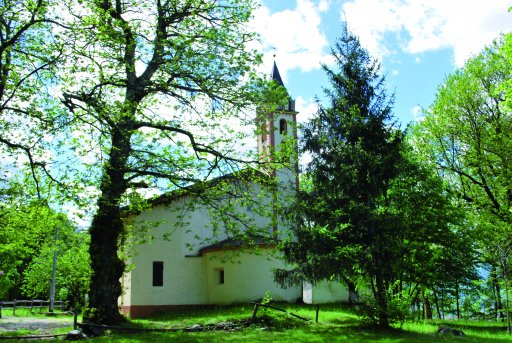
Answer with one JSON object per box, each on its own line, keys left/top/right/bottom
{"left": 0, "top": 316, "right": 73, "bottom": 334}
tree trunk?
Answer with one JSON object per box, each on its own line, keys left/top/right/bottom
{"left": 433, "top": 291, "right": 441, "bottom": 319}
{"left": 491, "top": 264, "right": 505, "bottom": 321}
{"left": 374, "top": 269, "right": 389, "bottom": 327}
{"left": 441, "top": 291, "right": 445, "bottom": 319}
{"left": 346, "top": 279, "right": 359, "bottom": 303}
{"left": 423, "top": 292, "right": 433, "bottom": 320}
{"left": 502, "top": 254, "right": 511, "bottom": 335}
{"left": 455, "top": 283, "right": 461, "bottom": 319}
{"left": 84, "top": 129, "right": 131, "bottom": 325}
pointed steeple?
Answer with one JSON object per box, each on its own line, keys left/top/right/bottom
{"left": 271, "top": 61, "right": 284, "bottom": 87}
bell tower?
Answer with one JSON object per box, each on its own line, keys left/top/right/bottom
{"left": 257, "top": 61, "right": 299, "bottom": 195}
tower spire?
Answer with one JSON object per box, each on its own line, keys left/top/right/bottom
{"left": 271, "top": 61, "right": 284, "bottom": 87}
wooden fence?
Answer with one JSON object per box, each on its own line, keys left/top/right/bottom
{"left": 0, "top": 299, "right": 64, "bottom": 318}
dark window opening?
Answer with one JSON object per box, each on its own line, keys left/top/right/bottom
{"left": 153, "top": 261, "right": 163, "bottom": 287}
{"left": 279, "top": 119, "right": 288, "bottom": 135}
{"left": 219, "top": 269, "right": 225, "bottom": 284}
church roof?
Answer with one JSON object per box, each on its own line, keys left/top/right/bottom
{"left": 198, "top": 235, "right": 276, "bottom": 254}
{"left": 123, "top": 168, "right": 270, "bottom": 213}
{"left": 271, "top": 61, "right": 284, "bottom": 87}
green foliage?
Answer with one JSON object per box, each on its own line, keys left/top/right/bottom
{"left": 414, "top": 36, "right": 512, "bottom": 229}
{"left": 261, "top": 291, "right": 273, "bottom": 305}
{"left": 276, "top": 25, "right": 403, "bottom": 328}
{"left": 414, "top": 34, "right": 512, "bottom": 323}
{"left": 357, "top": 293, "right": 410, "bottom": 326}
{"left": 22, "top": 230, "right": 91, "bottom": 309}
{"left": 276, "top": 25, "right": 475, "bottom": 328}
{"left": 0, "top": 201, "right": 66, "bottom": 298}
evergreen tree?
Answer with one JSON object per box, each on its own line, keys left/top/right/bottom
{"left": 275, "top": 26, "right": 403, "bottom": 327}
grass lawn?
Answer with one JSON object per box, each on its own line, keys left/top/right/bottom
{"left": 91, "top": 303, "right": 512, "bottom": 342}
{"left": 2, "top": 304, "right": 512, "bottom": 342}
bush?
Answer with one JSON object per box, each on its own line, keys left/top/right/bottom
{"left": 357, "top": 294, "right": 410, "bottom": 326}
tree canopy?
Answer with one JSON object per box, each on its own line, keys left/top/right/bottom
{"left": 0, "top": 0, "right": 279, "bottom": 324}
{"left": 413, "top": 33, "right": 512, "bottom": 325}
{"left": 275, "top": 26, "right": 403, "bottom": 327}
{"left": 275, "top": 26, "right": 476, "bottom": 327}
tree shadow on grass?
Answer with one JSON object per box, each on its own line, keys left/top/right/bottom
{"left": 435, "top": 322, "right": 510, "bottom": 334}
{"left": 90, "top": 323, "right": 512, "bottom": 343}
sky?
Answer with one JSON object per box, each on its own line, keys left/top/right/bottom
{"left": 251, "top": 0, "right": 512, "bottom": 127}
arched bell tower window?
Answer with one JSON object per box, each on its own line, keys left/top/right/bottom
{"left": 279, "top": 119, "right": 288, "bottom": 135}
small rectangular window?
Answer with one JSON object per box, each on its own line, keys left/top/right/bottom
{"left": 219, "top": 269, "right": 224, "bottom": 284}
{"left": 153, "top": 261, "right": 163, "bottom": 287}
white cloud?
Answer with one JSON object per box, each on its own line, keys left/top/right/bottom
{"left": 411, "top": 105, "right": 424, "bottom": 121}
{"left": 295, "top": 96, "right": 319, "bottom": 124}
{"left": 342, "top": 0, "right": 512, "bottom": 66}
{"left": 319, "top": 0, "right": 331, "bottom": 12}
{"left": 251, "top": 0, "right": 331, "bottom": 80}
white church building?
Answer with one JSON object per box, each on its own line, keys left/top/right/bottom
{"left": 120, "top": 63, "right": 348, "bottom": 318}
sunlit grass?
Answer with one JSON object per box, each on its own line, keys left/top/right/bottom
{"left": 3, "top": 303, "right": 512, "bottom": 342}
{"left": 91, "top": 303, "right": 512, "bottom": 342}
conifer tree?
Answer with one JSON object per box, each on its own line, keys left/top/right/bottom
{"left": 275, "top": 26, "right": 403, "bottom": 327}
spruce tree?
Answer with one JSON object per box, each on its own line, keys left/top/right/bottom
{"left": 276, "top": 26, "right": 403, "bottom": 327}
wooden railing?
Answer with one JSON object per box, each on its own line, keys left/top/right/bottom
{"left": 0, "top": 299, "right": 64, "bottom": 317}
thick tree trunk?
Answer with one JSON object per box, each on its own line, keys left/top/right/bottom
{"left": 84, "top": 129, "right": 131, "bottom": 325}
{"left": 374, "top": 269, "right": 389, "bottom": 327}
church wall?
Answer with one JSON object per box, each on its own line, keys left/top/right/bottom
{"left": 122, "top": 180, "right": 280, "bottom": 313}
{"left": 303, "top": 281, "right": 349, "bottom": 304}
{"left": 203, "top": 250, "right": 302, "bottom": 304}
{"left": 123, "top": 198, "right": 210, "bottom": 310}
{"left": 120, "top": 67, "right": 336, "bottom": 317}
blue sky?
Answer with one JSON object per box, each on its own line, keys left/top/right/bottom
{"left": 252, "top": 0, "right": 512, "bottom": 127}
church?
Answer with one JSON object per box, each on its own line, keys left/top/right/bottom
{"left": 120, "top": 63, "right": 348, "bottom": 318}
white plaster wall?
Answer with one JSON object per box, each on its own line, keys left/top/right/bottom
{"left": 302, "top": 282, "right": 313, "bottom": 304}
{"left": 204, "top": 250, "right": 302, "bottom": 304}
{"left": 120, "top": 265, "right": 132, "bottom": 307}
{"left": 303, "top": 281, "right": 349, "bottom": 304}
{"left": 127, "top": 199, "right": 209, "bottom": 306}
{"left": 124, "top": 180, "right": 277, "bottom": 306}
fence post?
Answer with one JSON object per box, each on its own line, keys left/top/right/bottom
{"left": 73, "top": 309, "right": 78, "bottom": 330}
{"left": 49, "top": 227, "right": 59, "bottom": 313}
{"left": 13, "top": 299, "right": 16, "bottom": 316}
{"left": 315, "top": 304, "right": 319, "bottom": 323}
{"left": 252, "top": 303, "right": 259, "bottom": 320}
{"left": 0, "top": 301, "right": 2, "bottom": 318}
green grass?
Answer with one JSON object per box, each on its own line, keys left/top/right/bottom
{"left": 92, "top": 303, "right": 512, "bottom": 342}
{"left": 0, "top": 307, "right": 70, "bottom": 318}
{"left": 3, "top": 303, "right": 512, "bottom": 342}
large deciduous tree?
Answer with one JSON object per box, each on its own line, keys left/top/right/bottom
{"left": 54, "top": 0, "right": 269, "bottom": 324}
{"left": 414, "top": 36, "right": 512, "bottom": 325}
{"left": 0, "top": 0, "right": 64, "bottom": 193}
